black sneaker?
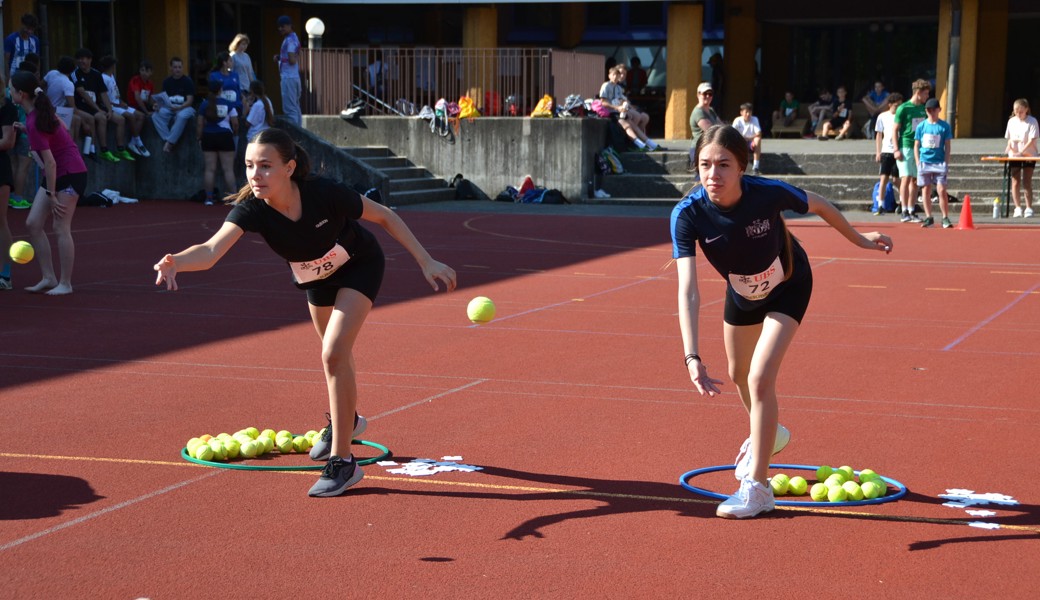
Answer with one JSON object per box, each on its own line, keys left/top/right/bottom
{"left": 308, "top": 455, "right": 363, "bottom": 497}
{"left": 309, "top": 412, "right": 368, "bottom": 461}
{"left": 921, "top": 216, "right": 935, "bottom": 228}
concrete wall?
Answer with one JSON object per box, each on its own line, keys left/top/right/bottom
{"left": 303, "top": 115, "right": 607, "bottom": 201}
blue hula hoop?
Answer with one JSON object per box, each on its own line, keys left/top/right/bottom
{"left": 181, "top": 438, "right": 391, "bottom": 471}
{"left": 679, "top": 463, "right": 908, "bottom": 507}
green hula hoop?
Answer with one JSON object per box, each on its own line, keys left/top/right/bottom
{"left": 181, "top": 438, "right": 391, "bottom": 471}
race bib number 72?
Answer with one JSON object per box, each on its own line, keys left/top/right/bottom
{"left": 289, "top": 243, "right": 350, "bottom": 284}
{"left": 729, "top": 256, "right": 785, "bottom": 301}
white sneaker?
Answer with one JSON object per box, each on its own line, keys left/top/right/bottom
{"left": 1013, "top": 206, "right": 1024, "bottom": 218}
{"left": 1025, "top": 207, "right": 1035, "bottom": 218}
{"left": 593, "top": 189, "right": 611, "bottom": 199}
{"left": 716, "top": 477, "right": 775, "bottom": 519}
{"left": 734, "top": 423, "right": 791, "bottom": 480}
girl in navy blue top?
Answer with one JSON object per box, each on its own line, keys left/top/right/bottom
{"left": 671, "top": 125, "right": 892, "bottom": 519}
{"left": 154, "top": 128, "right": 456, "bottom": 497}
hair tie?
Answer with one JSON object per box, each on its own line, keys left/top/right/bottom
{"left": 34, "top": 87, "right": 43, "bottom": 95}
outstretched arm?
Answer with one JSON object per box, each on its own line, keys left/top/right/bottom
{"left": 676, "top": 256, "right": 724, "bottom": 396}
{"left": 154, "top": 221, "right": 245, "bottom": 290}
{"left": 359, "top": 196, "right": 457, "bottom": 292}
{"left": 806, "top": 192, "right": 892, "bottom": 253}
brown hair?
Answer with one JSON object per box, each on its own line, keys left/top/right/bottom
{"left": 694, "top": 124, "right": 796, "bottom": 281}
{"left": 229, "top": 33, "right": 250, "bottom": 53}
{"left": 912, "top": 79, "right": 931, "bottom": 92}
{"left": 10, "top": 71, "right": 58, "bottom": 134}
{"left": 228, "top": 128, "right": 313, "bottom": 204}
{"left": 1011, "top": 98, "right": 1031, "bottom": 118}
{"left": 249, "top": 80, "right": 275, "bottom": 126}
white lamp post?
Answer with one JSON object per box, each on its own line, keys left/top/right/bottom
{"left": 305, "top": 17, "right": 325, "bottom": 50}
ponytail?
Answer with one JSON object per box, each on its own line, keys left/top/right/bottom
{"left": 10, "top": 71, "right": 58, "bottom": 134}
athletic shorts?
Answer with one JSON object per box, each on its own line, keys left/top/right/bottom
{"left": 305, "top": 246, "right": 386, "bottom": 307}
{"left": 917, "top": 167, "right": 948, "bottom": 188}
{"left": 724, "top": 271, "right": 813, "bottom": 326}
{"left": 1010, "top": 161, "right": 1036, "bottom": 172}
{"left": 0, "top": 151, "right": 13, "bottom": 188}
{"left": 878, "top": 153, "right": 899, "bottom": 177}
{"left": 55, "top": 171, "right": 89, "bottom": 197}
{"left": 200, "top": 130, "right": 235, "bottom": 152}
{"left": 896, "top": 147, "right": 917, "bottom": 178}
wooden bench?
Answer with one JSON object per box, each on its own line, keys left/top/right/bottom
{"left": 771, "top": 105, "right": 809, "bottom": 138}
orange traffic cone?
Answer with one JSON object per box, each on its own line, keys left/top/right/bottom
{"left": 956, "top": 194, "right": 976, "bottom": 230}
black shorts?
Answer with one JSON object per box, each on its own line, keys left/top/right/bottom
{"left": 305, "top": 247, "right": 386, "bottom": 307}
{"left": 828, "top": 115, "right": 847, "bottom": 128}
{"left": 55, "top": 171, "right": 89, "bottom": 197}
{"left": 1010, "top": 161, "right": 1036, "bottom": 172}
{"left": 201, "top": 130, "right": 235, "bottom": 152}
{"left": 724, "top": 271, "right": 813, "bottom": 326}
{"left": 0, "top": 151, "right": 13, "bottom": 188}
{"left": 879, "top": 153, "right": 899, "bottom": 177}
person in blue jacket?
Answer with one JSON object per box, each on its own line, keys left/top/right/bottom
{"left": 671, "top": 124, "right": 892, "bottom": 519}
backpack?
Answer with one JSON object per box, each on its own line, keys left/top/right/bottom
{"left": 530, "top": 94, "right": 554, "bottom": 118}
{"left": 458, "top": 96, "right": 479, "bottom": 119}
{"left": 590, "top": 99, "right": 615, "bottom": 118}
{"left": 871, "top": 181, "right": 896, "bottom": 212}
{"left": 601, "top": 147, "right": 624, "bottom": 174}
{"left": 446, "top": 101, "right": 461, "bottom": 118}
{"left": 561, "top": 94, "right": 586, "bottom": 117}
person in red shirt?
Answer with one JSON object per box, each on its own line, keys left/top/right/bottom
{"left": 127, "top": 59, "right": 155, "bottom": 117}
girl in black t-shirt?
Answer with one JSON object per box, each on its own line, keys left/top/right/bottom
{"left": 672, "top": 125, "right": 892, "bottom": 519}
{"left": 154, "top": 128, "right": 456, "bottom": 497}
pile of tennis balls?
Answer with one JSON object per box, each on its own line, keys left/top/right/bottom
{"left": 769, "top": 465, "right": 888, "bottom": 502}
{"left": 184, "top": 427, "right": 325, "bottom": 462}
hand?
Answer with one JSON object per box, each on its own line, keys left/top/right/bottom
{"left": 12, "top": 122, "right": 25, "bottom": 132}
{"left": 863, "top": 232, "right": 893, "bottom": 254}
{"left": 154, "top": 254, "right": 179, "bottom": 290}
{"left": 50, "top": 194, "right": 67, "bottom": 219}
{"left": 421, "top": 259, "right": 456, "bottom": 292}
{"left": 688, "top": 360, "right": 724, "bottom": 397}
{"left": 893, "top": 149, "right": 902, "bottom": 160}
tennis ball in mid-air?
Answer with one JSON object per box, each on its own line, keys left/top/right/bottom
{"left": 466, "top": 296, "right": 496, "bottom": 324}
{"left": 861, "top": 481, "right": 882, "bottom": 499}
{"left": 788, "top": 476, "right": 808, "bottom": 496}
{"left": 842, "top": 480, "right": 864, "bottom": 501}
{"left": 809, "top": 483, "right": 829, "bottom": 501}
{"left": 816, "top": 465, "right": 834, "bottom": 482}
{"left": 770, "top": 474, "right": 791, "bottom": 496}
{"left": 9, "top": 240, "right": 34, "bottom": 264}
{"left": 827, "top": 485, "right": 848, "bottom": 502}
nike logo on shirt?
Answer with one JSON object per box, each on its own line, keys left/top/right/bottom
{"left": 705, "top": 235, "right": 724, "bottom": 243}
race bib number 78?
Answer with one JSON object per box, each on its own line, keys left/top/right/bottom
{"left": 289, "top": 243, "right": 350, "bottom": 284}
{"left": 729, "top": 256, "right": 785, "bottom": 301}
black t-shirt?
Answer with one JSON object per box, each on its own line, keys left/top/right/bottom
{"left": 73, "top": 68, "right": 108, "bottom": 111}
{"left": 161, "top": 75, "right": 196, "bottom": 104}
{"left": 0, "top": 100, "right": 16, "bottom": 158}
{"left": 225, "top": 177, "right": 381, "bottom": 288}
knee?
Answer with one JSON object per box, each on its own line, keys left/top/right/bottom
{"left": 321, "top": 346, "right": 355, "bottom": 375}
{"left": 746, "top": 370, "right": 777, "bottom": 399}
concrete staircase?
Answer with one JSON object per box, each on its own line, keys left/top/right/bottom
{"left": 596, "top": 142, "right": 1007, "bottom": 216}
{"left": 340, "top": 146, "right": 455, "bottom": 205}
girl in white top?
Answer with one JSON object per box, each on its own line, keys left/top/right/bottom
{"left": 229, "top": 33, "right": 256, "bottom": 94}
{"left": 598, "top": 64, "right": 658, "bottom": 151}
{"left": 1004, "top": 98, "right": 1038, "bottom": 217}
{"left": 244, "top": 79, "right": 275, "bottom": 140}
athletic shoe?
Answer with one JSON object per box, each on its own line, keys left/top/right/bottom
{"left": 308, "top": 455, "right": 364, "bottom": 497}
{"left": 900, "top": 212, "right": 912, "bottom": 223}
{"left": 1026, "top": 207, "right": 1035, "bottom": 218}
{"left": 593, "top": 189, "right": 611, "bottom": 199}
{"left": 873, "top": 208, "right": 883, "bottom": 216}
{"left": 908, "top": 213, "right": 923, "bottom": 223}
{"left": 834, "top": 133, "right": 846, "bottom": 141}
{"left": 921, "top": 216, "right": 935, "bottom": 228}
{"left": 129, "top": 140, "right": 150, "bottom": 157}
{"left": 309, "top": 412, "right": 368, "bottom": 461}
{"left": 942, "top": 217, "right": 953, "bottom": 229}
{"left": 8, "top": 197, "right": 31, "bottom": 209}
{"left": 116, "top": 148, "right": 135, "bottom": 161}
{"left": 716, "top": 477, "right": 775, "bottom": 519}
{"left": 734, "top": 423, "right": 791, "bottom": 480}
{"left": 1013, "top": 206, "right": 1024, "bottom": 218}
{"left": 0, "top": 276, "right": 11, "bottom": 290}
{"left": 203, "top": 196, "right": 215, "bottom": 206}
{"left": 100, "top": 150, "right": 120, "bottom": 162}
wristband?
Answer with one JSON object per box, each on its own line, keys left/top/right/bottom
{"left": 684, "top": 353, "right": 701, "bottom": 366}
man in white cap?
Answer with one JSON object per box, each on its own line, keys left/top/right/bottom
{"left": 689, "top": 82, "right": 723, "bottom": 170}
{"left": 274, "top": 15, "right": 302, "bottom": 126}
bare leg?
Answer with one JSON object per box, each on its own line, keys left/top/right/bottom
{"left": 203, "top": 152, "right": 218, "bottom": 192}
{"left": 24, "top": 188, "right": 57, "bottom": 292}
{"left": 45, "top": 189, "right": 78, "bottom": 295}
{"left": 1024, "top": 166, "right": 1034, "bottom": 210}
{"left": 218, "top": 150, "right": 236, "bottom": 194}
{"left": 1011, "top": 170, "right": 1022, "bottom": 209}
{"left": 921, "top": 183, "right": 933, "bottom": 218}
{"left": 308, "top": 289, "right": 373, "bottom": 458}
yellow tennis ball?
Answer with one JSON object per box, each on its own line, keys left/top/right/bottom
{"left": 466, "top": 296, "right": 496, "bottom": 324}
{"left": 816, "top": 465, "right": 834, "bottom": 482}
{"left": 216, "top": 433, "right": 232, "bottom": 441}
{"left": 260, "top": 436, "right": 274, "bottom": 454}
{"left": 245, "top": 427, "right": 260, "bottom": 439}
{"left": 260, "top": 429, "right": 276, "bottom": 441}
{"left": 825, "top": 473, "right": 846, "bottom": 488}
{"left": 837, "top": 466, "right": 855, "bottom": 482}
{"left": 809, "top": 483, "right": 829, "bottom": 501}
{"left": 842, "top": 480, "right": 864, "bottom": 501}
{"left": 861, "top": 481, "right": 882, "bottom": 500}
{"left": 223, "top": 438, "right": 241, "bottom": 459}
{"left": 199, "top": 434, "right": 213, "bottom": 443}
{"left": 186, "top": 437, "right": 205, "bottom": 455}
{"left": 276, "top": 436, "right": 294, "bottom": 454}
{"left": 239, "top": 440, "right": 259, "bottom": 459}
{"left": 788, "top": 476, "right": 808, "bottom": 496}
{"left": 769, "top": 473, "right": 790, "bottom": 496}
{"left": 292, "top": 435, "right": 311, "bottom": 453}
{"left": 193, "top": 443, "right": 215, "bottom": 461}
{"left": 276, "top": 430, "right": 293, "bottom": 440}
{"left": 9, "top": 240, "right": 34, "bottom": 264}
{"left": 208, "top": 439, "right": 228, "bottom": 461}
{"left": 858, "top": 469, "right": 879, "bottom": 483}
{"left": 827, "top": 485, "right": 848, "bottom": 502}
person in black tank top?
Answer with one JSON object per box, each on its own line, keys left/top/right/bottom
{"left": 671, "top": 125, "right": 893, "bottom": 519}
{"left": 154, "top": 128, "right": 456, "bottom": 497}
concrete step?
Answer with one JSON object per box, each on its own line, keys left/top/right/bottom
{"left": 361, "top": 156, "right": 413, "bottom": 170}
{"left": 340, "top": 146, "right": 392, "bottom": 158}
{"left": 388, "top": 188, "right": 457, "bottom": 206}
{"left": 390, "top": 177, "right": 451, "bottom": 193}
{"left": 340, "top": 145, "right": 452, "bottom": 205}
{"left": 382, "top": 166, "right": 432, "bottom": 179}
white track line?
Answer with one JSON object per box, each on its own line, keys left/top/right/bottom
{"left": 943, "top": 282, "right": 1040, "bottom": 351}
{"left": 368, "top": 379, "right": 487, "bottom": 420}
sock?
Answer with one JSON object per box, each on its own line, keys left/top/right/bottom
{"left": 646, "top": 139, "right": 658, "bottom": 150}
{"left": 633, "top": 138, "right": 646, "bottom": 149}
{"left": 752, "top": 160, "right": 760, "bottom": 170}
{"left": 1, "top": 263, "right": 11, "bottom": 278}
